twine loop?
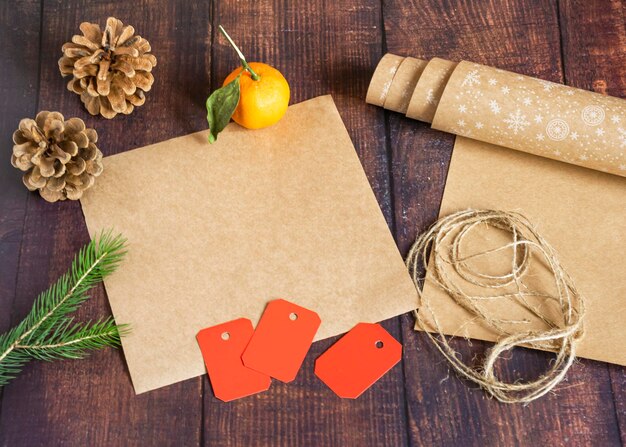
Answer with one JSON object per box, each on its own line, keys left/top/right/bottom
{"left": 406, "top": 209, "right": 585, "bottom": 404}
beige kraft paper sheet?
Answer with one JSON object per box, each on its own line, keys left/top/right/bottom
{"left": 80, "top": 95, "right": 419, "bottom": 393}
{"left": 367, "top": 54, "right": 626, "bottom": 366}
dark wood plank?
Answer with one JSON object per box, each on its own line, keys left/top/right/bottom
{"left": 559, "top": 0, "right": 626, "bottom": 96}
{"left": 382, "top": 0, "right": 623, "bottom": 445}
{"left": 612, "top": 370, "right": 626, "bottom": 447}
{"left": 0, "top": 1, "right": 40, "bottom": 332}
{"left": 0, "top": 1, "right": 213, "bottom": 445}
{"left": 203, "top": 1, "right": 408, "bottom": 445}
{"left": 559, "top": 1, "right": 626, "bottom": 444}
{"left": 0, "top": 0, "right": 41, "bottom": 427}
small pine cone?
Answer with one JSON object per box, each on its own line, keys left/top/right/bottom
{"left": 58, "top": 17, "right": 157, "bottom": 119}
{"left": 11, "top": 111, "right": 103, "bottom": 202}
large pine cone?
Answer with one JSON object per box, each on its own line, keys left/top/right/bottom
{"left": 11, "top": 111, "right": 103, "bottom": 202}
{"left": 58, "top": 17, "right": 157, "bottom": 119}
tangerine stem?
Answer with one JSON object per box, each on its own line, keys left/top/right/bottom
{"left": 218, "top": 25, "right": 260, "bottom": 81}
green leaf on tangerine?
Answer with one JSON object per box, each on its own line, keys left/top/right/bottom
{"left": 206, "top": 75, "right": 240, "bottom": 143}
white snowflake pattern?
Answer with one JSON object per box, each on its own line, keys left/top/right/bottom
{"left": 619, "top": 164, "right": 626, "bottom": 171}
{"left": 522, "top": 97, "right": 532, "bottom": 106}
{"left": 580, "top": 154, "right": 589, "bottom": 161}
{"left": 618, "top": 128, "right": 626, "bottom": 148}
{"left": 534, "top": 114, "right": 543, "bottom": 124}
{"left": 457, "top": 119, "right": 466, "bottom": 127}
{"left": 488, "top": 78, "right": 497, "bottom": 86}
{"left": 554, "top": 150, "right": 562, "bottom": 156}
{"left": 489, "top": 100, "right": 501, "bottom": 114}
{"left": 565, "top": 90, "right": 575, "bottom": 96}
{"left": 536, "top": 133, "right": 545, "bottom": 141}
{"left": 581, "top": 105, "right": 605, "bottom": 126}
{"left": 546, "top": 119, "right": 569, "bottom": 141}
{"left": 461, "top": 70, "right": 481, "bottom": 87}
{"left": 475, "top": 122, "right": 484, "bottom": 129}
{"left": 538, "top": 80, "right": 557, "bottom": 92}
{"left": 570, "top": 132, "right": 579, "bottom": 140}
{"left": 595, "top": 128, "right": 605, "bottom": 136}
{"left": 611, "top": 115, "right": 622, "bottom": 124}
{"left": 426, "top": 88, "right": 437, "bottom": 106}
{"left": 503, "top": 109, "right": 530, "bottom": 134}
{"left": 501, "top": 86, "right": 511, "bottom": 95}
{"left": 458, "top": 105, "right": 467, "bottom": 113}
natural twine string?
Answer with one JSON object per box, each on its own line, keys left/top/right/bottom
{"left": 405, "top": 209, "right": 585, "bottom": 404}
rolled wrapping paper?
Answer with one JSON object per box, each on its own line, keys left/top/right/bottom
{"left": 366, "top": 54, "right": 626, "bottom": 177}
{"left": 366, "top": 53, "right": 403, "bottom": 107}
{"left": 406, "top": 58, "right": 457, "bottom": 122}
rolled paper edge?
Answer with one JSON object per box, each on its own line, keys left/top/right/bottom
{"left": 406, "top": 58, "right": 458, "bottom": 123}
{"left": 365, "top": 53, "right": 404, "bottom": 107}
{"left": 383, "top": 57, "right": 428, "bottom": 114}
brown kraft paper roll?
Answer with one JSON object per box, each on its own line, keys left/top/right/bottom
{"left": 368, "top": 55, "right": 626, "bottom": 177}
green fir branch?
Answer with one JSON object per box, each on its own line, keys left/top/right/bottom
{"left": 0, "top": 231, "right": 128, "bottom": 387}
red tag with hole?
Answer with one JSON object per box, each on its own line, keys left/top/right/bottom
{"left": 315, "top": 323, "right": 402, "bottom": 398}
{"left": 242, "top": 299, "right": 321, "bottom": 382}
{"left": 196, "top": 318, "right": 271, "bottom": 402}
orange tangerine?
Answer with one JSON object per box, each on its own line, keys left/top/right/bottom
{"left": 222, "top": 62, "right": 290, "bottom": 130}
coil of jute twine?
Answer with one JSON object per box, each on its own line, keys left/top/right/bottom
{"left": 406, "top": 209, "right": 585, "bottom": 404}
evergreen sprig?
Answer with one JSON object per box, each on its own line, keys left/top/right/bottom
{"left": 0, "top": 231, "right": 128, "bottom": 387}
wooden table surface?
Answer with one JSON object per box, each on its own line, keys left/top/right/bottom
{"left": 1, "top": 1, "right": 625, "bottom": 445}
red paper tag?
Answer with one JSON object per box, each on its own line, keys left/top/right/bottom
{"left": 315, "top": 323, "right": 402, "bottom": 398}
{"left": 196, "top": 318, "right": 271, "bottom": 402}
{"left": 242, "top": 299, "right": 321, "bottom": 382}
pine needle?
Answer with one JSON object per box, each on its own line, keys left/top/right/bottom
{"left": 0, "top": 231, "right": 128, "bottom": 387}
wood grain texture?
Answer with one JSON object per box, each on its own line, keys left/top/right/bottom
{"left": 383, "top": 0, "right": 624, "bottom": 445}
{"left": 559, "top": 0, "right": 626, "bottom": 96}
{"left": 0, "top": 1, "right": 212, "bottom": 445}
{"left": 559, "top": 1, "right": 626, "bottom": 444}
{"left": 0, "top": 0, "right": 41, "bottom": 429}
{"left": 0, "top": 1, "right": 40, "bottom": 333}
{"left": 203, "top": 1, "right": 408, "bottom": 446}
{"left": 0, "top": 0, "right": 624, "bottom": 445}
